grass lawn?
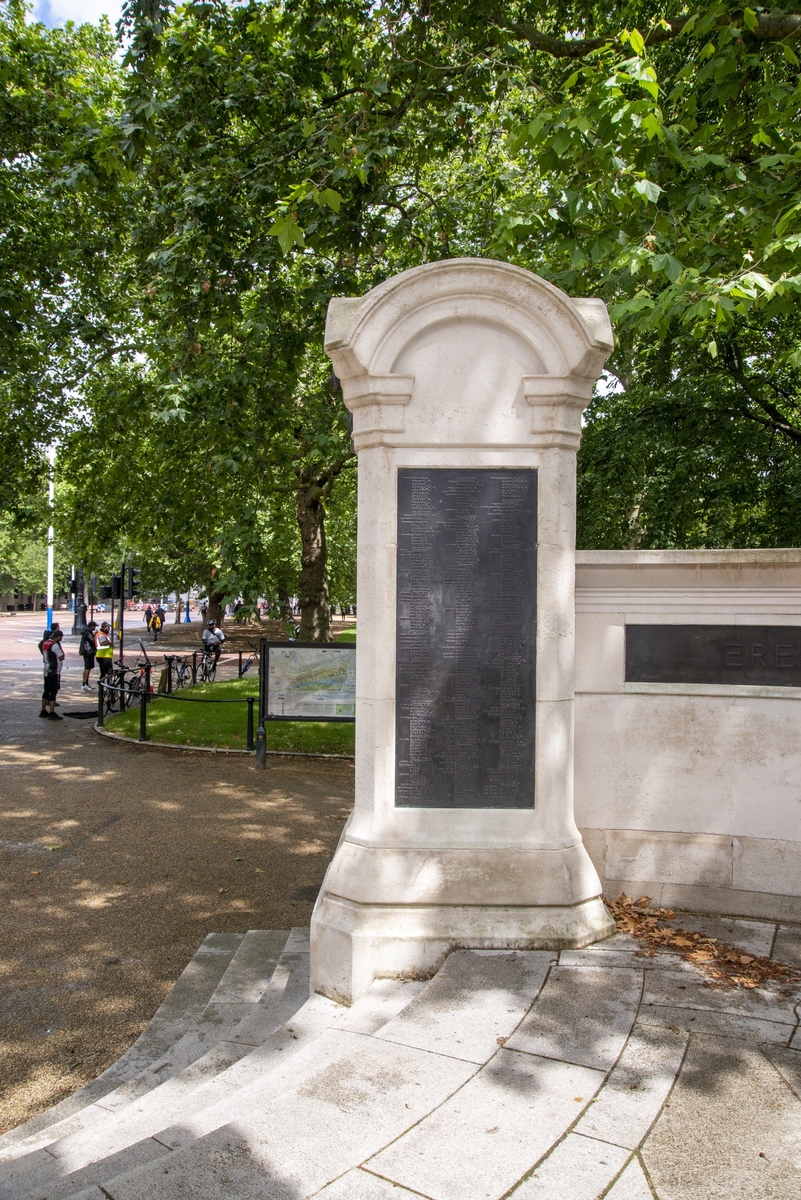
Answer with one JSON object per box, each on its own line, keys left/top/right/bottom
{"left": 336, "top": 627, "right": 356, "bottom": 642}
{"left": 104, "top": 678, "right": 356, "bottom": 755}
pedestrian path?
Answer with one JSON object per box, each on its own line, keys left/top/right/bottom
{"left": 1, "top": 921, "right": 799, "bottom": 1199}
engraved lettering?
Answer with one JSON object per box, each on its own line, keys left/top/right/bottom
{"left": 776, "top": 644, "right": 794, "bottom": 668}
{"left": 725, "top": 644, "right": 743, "bottom": 667}
{"left": 627, "top": 626, "right": 801, "bottom": 686}
{"left": 395, "top": 468, "right": 537, "bottom": 809}
{"left": 750, "top": 643, "right": 768, "bottom": 668}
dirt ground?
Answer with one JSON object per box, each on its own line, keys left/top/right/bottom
{"left": 0, "top": 658, "right": 354, "bottom": 1135}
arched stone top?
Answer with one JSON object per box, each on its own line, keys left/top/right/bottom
{"left": 324, "top": 258, "right": 613, "bottom": 452}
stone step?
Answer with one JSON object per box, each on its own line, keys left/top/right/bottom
{"left": 0, "top": 932, "right": 306, "bottom": 1198}
{"left": 2, "top": 993, "right": 342, "bottom": 1200}
{"left": 83, "top": 952, "right": 556, "bottom": 1198}
{"left": 0, "top": 933, "right": 244, "bottom": 1160}
{"left": 1, "top": 974, "right": 428, "bottom": 1200}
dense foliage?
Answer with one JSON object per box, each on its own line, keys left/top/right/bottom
{"left": 3, "top": 0, "right": 801, "bottom": 620}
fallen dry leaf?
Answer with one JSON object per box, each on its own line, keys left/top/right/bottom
{"left": 606, "top": 894, "right": 801, "bottom": 992}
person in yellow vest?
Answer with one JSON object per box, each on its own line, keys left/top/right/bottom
{"left": 95, "top": 621, "right": 114, "bottom": 684}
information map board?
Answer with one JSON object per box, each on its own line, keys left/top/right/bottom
{"left": 265, "top": 643, "right": 356, "bottom": 721}
{"left": 395, "top": 468, "right": 538, "bottom": 809}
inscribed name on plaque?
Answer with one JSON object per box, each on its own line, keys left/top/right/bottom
{"left": 395, "top": 468, "right": 538, "bottom": 809}
{"left": 267, "top": 646, "right": 356, "bottom": 718}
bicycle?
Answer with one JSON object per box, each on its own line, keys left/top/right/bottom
{"left": 126, "top": 660, "right": 152, "bottom": 706}
{"left": 199, "top": 650, "right": 217, "bottom": 684}
{"left": 101, "top": 660, "right": 128, "bottom": 714}
{"left": 239, "top": 643, "right": 258, "bottom": 676}
{"left": 174, "top": 655, "right": 194, "bottom": 688}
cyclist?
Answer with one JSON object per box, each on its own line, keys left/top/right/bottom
{"left": 202, "top": 619, "right": 225, "bottom": 664}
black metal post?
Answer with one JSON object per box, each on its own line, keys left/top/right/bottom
{"left": 166, "top": 656, "right": 173, "bottom": 693}
{"left": 139, "top": 667, "right": 150, "bottom": 742}
{"left": 246, "top": 697, "right": 255, "bottom": 751}
{"left": 192, "top": 651, "right": 197, "bottom": 685}
{"left": 255, "top": 636, "right": 267, "bottom": 768}
{"left": 97, "top": 681, "right": 104, "bottom": 727}
{"left": 118, "top": 559, "right": 125, "bottom": 662}
{"left": 238, "top": 649, "right": 243, "bottom": 679}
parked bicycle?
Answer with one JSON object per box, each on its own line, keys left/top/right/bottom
{"left": 173, "top": 655, "right": 194, "bottom": 688}
{"left": 239, "top": 643, "right": 258, "bottom": 676}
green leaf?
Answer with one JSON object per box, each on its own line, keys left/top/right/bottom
{"left": 627, "top": 28, "right": 646, "bottom": 56}
{"left": 316, "top": 188, "right": 342, "bottom": 213}
{"left": 634, "top": 179, "right": 663, "bottom": 203}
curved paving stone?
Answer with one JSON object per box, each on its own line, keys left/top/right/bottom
{"left": 603, "top": 1157, "right": 655, "bottom": 1200}
{"left": 574, "top": 1025, "right": 688, "bottom": 1149}
{"left": 509, "top": 1133, "right": 629, "bottom": 1200}
{"left": 641, "top": 970, "right": 798, "bottom": 1026}
{"left": 504, "top": 966, "right": 642, "bottom": 1070}
{"left": 374, "top": 950, "right": 554, "bottom": 1064}
{"left": 366, "top": 1051, "right": 604, "bottom": 1200}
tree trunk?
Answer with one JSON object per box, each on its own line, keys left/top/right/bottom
{"left": 208, "top": 588, "right": 226, "bottom": 627}
{"left": 174, "top": 598, "right": 183, "bottom": 623}
{"left": 296, "top": 479, "right": 332, "bottom": 641}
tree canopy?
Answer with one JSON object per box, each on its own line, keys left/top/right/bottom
{"left": 3, "top": 0, "right": 801, "bottom": 622}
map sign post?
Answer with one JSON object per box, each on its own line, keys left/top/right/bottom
{"left": 254, "top": 639, "right": 356, "bottom": 769}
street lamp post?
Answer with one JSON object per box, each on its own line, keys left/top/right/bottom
{"left": 46, "top": 445, "right": 56, "bottom": 632}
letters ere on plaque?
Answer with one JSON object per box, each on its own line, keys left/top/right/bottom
{"left": 395, "top": 468, "right": 538, "bottom": 809}
{"left": 626, "top": 624, "right": 801, "bottom": 687}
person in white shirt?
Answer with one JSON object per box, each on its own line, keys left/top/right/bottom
{"left": 202, "top": 620, "right": 225, "bottom": 663}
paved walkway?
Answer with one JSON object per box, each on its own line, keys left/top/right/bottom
{"left": 0, "top": 926, "right": 799, "bottom": 1199}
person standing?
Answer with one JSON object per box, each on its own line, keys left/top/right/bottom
{"left": 144, "top": 604, "right": 153, "bottom": 632}
{"left": 40, "top": 629, "right": 64, "bottom": 719}
{"left": 95, "top": 621, "right": 114, "bottom": 687}
{"left": 151, "top": 604, "right": 165, "bottom": 642}
{"left": 80, "top": 621, "right": 98, "bottom": 691}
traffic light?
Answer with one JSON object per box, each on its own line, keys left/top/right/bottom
{"left": 128, "top": 566, "right": 141, "bottom": 598}
{"left": 99, "top": 585, "right": 112, "bottom": 600}
{"left": 69, "top": 577, "right": 78, "bottom": 594}
{"left": 111, "top": 574, "right": 122, "bottom": 599}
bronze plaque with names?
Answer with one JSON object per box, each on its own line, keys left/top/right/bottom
{"left": 395, "top": 468, "right": 538, "bottom": 809}
{"left": 626, "top": 624, "right": 801, "bottom": 687}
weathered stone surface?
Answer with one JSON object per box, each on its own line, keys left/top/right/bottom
{"left": 375, "top": 950, "right": 553, "bottom": 1063}
{"left": 574, "top": 1025, "right": 688, "bottom": 1149}
{"left": 604, "top": 1157, "right": 655, "bottom": 1200}
{"left": 642, "top": 1034, "right": 801, "bottom": 1200}
{"left": 505, "top": 965, "right": 641, "bottom": 1070}
{"left": 510, "top": 1133, "right": 629, "bottom": 1200}
{"left": 773, "top": 924, "right": 801, "bottom": 969}
{"left": 105, "top": 1033, "right": 476, "bottom": 1200}
{"left": 314, "top": 1168, "right": 423, "bottom": 1198}
{"left": 366, "top": 1051, "right": 604, "bottom": 1200}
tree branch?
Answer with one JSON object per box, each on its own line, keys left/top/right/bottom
{"left": 509, "top": 12, "right": 801, "bottom": 60}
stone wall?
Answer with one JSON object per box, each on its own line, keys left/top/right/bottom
{"left": 574, "top": 549, "right": 801, "bottom": 921}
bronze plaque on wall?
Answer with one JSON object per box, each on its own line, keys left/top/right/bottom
{"left": 395, "top": 468, "right": 538, "bottom": 809}
{"left": 626, "top": 624, "right": 801, "bottom": 687}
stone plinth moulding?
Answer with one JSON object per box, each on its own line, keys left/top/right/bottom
{"left": 311, "top": 258, "right": 616, "bottom": 1003}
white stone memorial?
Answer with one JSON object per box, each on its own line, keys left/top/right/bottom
{"left": 311, "top": 258, "right": 616, "bottom": 1003}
